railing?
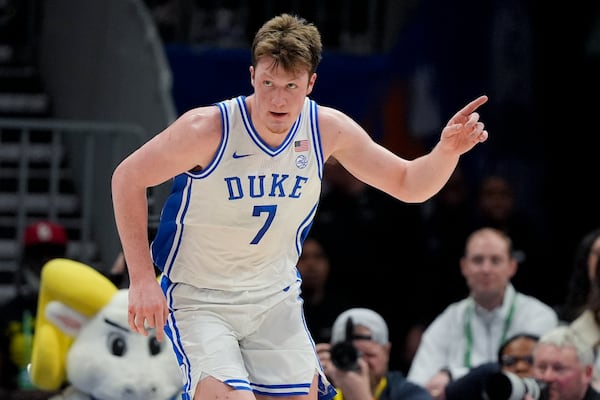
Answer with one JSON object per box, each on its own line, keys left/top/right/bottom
{"left": 0, "top": 118, "right": 163, "bottom": 277}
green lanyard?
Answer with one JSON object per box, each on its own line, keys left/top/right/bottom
{"left": 463, "top": 293, "right": 517, "bottom": 368}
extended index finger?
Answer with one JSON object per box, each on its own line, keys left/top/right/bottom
{"left": 459, "top": 95, "right": 488, "bottom": 116}
{"left": 447, "top": 95, "right": 488, "bottom": 126}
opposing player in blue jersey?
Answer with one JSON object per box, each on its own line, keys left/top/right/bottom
{"left": 111, "top": 13, "right": 488, "bottom": 400}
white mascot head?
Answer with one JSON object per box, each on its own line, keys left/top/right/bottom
{"left": 30, "top": 258, "right": 182, "bottom": 400}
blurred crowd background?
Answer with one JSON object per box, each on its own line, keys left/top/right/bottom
{"left": 0, "top": 0, "right": 599, "bottom": 374}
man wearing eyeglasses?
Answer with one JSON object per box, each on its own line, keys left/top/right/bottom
{"left": 407, "top": 227, "right": 559, "bottom": 399}
{"left": 444, "top": 333, "right": 539, "bottom": 400}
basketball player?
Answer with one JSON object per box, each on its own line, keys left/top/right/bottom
{"left": 111, "top": 13, "right": 488, "bottom": 400}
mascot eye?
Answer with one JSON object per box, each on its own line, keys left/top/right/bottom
{"left": 107, "top": 332, "right": 127, "bottom": 356}
{"left": 149, "top": 335, "right": 162, "bottom": 356}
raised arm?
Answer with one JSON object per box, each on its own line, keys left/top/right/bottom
{"left": 322, "top": 95, "right": 488, "bottom": 203}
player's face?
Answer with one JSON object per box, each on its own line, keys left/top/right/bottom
{"left": 250, "top": 58, "right": 316, "bottom": 136}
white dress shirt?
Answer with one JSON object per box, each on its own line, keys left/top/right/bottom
{"left": 407, "top": 284, "right": 558, "bottom": 385}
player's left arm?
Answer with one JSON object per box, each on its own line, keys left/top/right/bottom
{"left": 319, "top": 95, "right": 488, "bottom": 203}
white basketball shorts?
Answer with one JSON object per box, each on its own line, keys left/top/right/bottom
{"left": 162, "top": 276, "right": 336, "bottom": 400}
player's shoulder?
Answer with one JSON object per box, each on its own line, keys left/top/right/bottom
{"left": 316, "top": 104, "right": 348, "bottom": 122}
{"left": 180, "top": 103, "right": 222, "bottom": 120}
{"left": 157, "top": 105, "right": 223, "bottom": 151}
{"left": 316, "top": 104, "right": 356, "bottom": 136}
{"left": 177, "top": 104, "right": 223, "bottom": 132}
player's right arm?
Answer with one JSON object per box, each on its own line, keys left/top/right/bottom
{"left": 111, "top": 105, "right": 222, "bottom": 340}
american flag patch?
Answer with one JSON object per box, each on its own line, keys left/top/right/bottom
{"left": 294, "top": 140, "right": 308, "bottom": 152}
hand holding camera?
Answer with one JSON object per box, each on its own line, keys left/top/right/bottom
{"left": 317, "top": 341, "right": 371, "bottom": 399}
{"left": 316, "top": 318, "right": 372, "bottom": 398}
{"left": 330, "top": 318, "right": 362, "bottom": 372}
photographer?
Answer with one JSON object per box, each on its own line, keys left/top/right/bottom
{"left": 316, "top": 308, "right": 432, "bottom": 400}
{"left": 444, "top": 333, "right": 539, "bottom": 400}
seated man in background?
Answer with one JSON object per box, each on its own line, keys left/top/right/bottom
{"left": 317, "top": 307, "right": 432, "bottom": 400}
{"left": 527, "top": 325, "right": 600, "bottom": 400}
{"left": 407, "top": 227, "right": 558, "bottom": 399}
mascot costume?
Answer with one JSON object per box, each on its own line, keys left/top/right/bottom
{"left": 29, "top": 258, "right": 182, "bottom": 400}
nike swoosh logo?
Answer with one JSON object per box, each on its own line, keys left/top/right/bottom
{"left": 233, "top": 152, "right": 252, "bottom": 159}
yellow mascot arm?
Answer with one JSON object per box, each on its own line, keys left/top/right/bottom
{"left": 30, "top": 258, "right": 118, "bottom": 390}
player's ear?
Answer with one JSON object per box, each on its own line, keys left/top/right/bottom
{"left": 249, "top": 66, "right": 255, "bottom": 86}
{"left": 306, "top": 72, "right": 317, "bottom": 94}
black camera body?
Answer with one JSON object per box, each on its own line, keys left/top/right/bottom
{"left": 483, "top": 371, "right": 549, "bottom": 400}
{"left": 330, "top": 317, "right": 361, "bottom": 371}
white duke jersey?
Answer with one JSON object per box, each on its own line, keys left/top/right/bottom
{"left": 151, "top": 96, "right": 325, "bottom": 291}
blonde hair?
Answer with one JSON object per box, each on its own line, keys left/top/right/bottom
{"left": 536, "top": 325, "right": 595, "bottom": 366}
{"left": 251, "top": 13, "right": 322, "bottom": 75}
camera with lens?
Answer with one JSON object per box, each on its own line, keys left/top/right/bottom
{"left": 483, "top": 371, "right": 549, "bottom": 400}
{"left": 330, "top": 317, "right": 361, "bottom": 372}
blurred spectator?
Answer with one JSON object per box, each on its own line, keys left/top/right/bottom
{"left": 398, "top": 321, "right": 427, "bottom": 376}
{"left": 143, "top": 0, "right": 182, "bottom": 42}
{"left": 311, "top": 159, "right": 427, "bottom": 368}
{"left": 559, "top": 227, "right": 600, "bottom": 323}
{"left": 445, "top": 332, "right": 540, "bottom": 400}
{"left": 107, "top": 251, "right": 128, "bottom": 288}
{"left": 420, "top": 166, "right": 474, "bottom": 319}
{"left": 297, "top": 235, "right": 354, "bottom": 343}
{"left": 312, "top": 159, "right": 426, "bottom": 293}
{"left": 317, "top": 308, "right": 433, "bottom": 400}
{"left": 407, "top": 227, "right": 558, "bottom": 399}
{"left": 0, "top": 221, "right": 67, "bottom": 397}
{"left": 18, "top": 221, "right": 68, "bottom": 298}
{"left": 570, "top": 243, "right": 600, "bottom": 390}
{"left": 530, "top": 325, "right": 600, "bottom": 400}
{"left": 497, "top": 333, "right": 540, "bottom": 378}
{"left": 470, "top": 174, "right": 544, "bottom": 297}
